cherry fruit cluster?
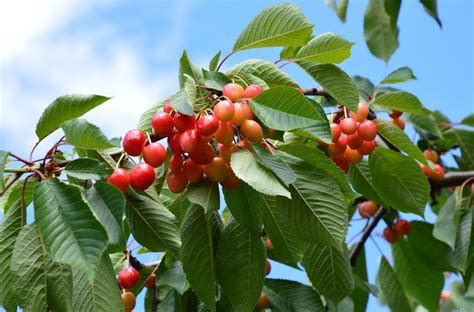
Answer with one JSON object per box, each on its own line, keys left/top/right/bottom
{"left": 383, "top": 219, "right": 411, "bottom": 244}
{"left": 117, "top": 266, "right": 157, "bottom": 311}
{"left": 419, "top": 149, "right": 445, "bottom": 181}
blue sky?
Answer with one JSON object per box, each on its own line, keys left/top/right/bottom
{"left": 0, "top": 0, "right": 473, "bottom": 311}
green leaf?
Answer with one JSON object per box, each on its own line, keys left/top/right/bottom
{"left": 298, "top": 62, "right": 359, "bottom": 112}
{"left": 179, "top": 50, "right": 204, "bottom": 87}
{"left": 433, "top": 195, "right": 458, "bottom": 249}
{"left": 157, "top": 261, "right": 190, "bottom": 295}
{"left": 64, "top": 158, "right": 111, "bottom": 180}
{"left": 448, "top": 209, "right": 474, "bottom": 273}
{"left": 226, "top": 59, "right": 297, "bottom": 87}
{"left": 352, "top": 247, "right": 369, "bottom": 312}
{"left": 230, "top": 150, "right": 291, "bottom": 198}
{"left": 223, "top": 183, "right": 263, "bottom": 233}
{"left": 293, "top": 32, "right": 354, "bottom": 64}
{"left": 461, "top": 114, "right": 474, "bottom": 127}
{"left": 280, "top": 46, "right": 302, "bottom": 59}
{"left": 169, "top": 90, "right": 194, "bottom": 116}
{"left": 375, "top": 119, "right": 427, "bottom": 164}
{"left": 208, "top": 51, "right": 221, "bottom": 71}
{"left": 180, "top": 205, "right": 217, "bottom": 310}
{"left": 185, "top": 179, "right": 220, "bottom": 212}
{"left": 373, "top": 91, "right": 430, "bottom": 115}
{"left": 202, "top": 70, "right": 232, "bottom": 91}
{"left": 349, "top": 161, "right": 386, "bottom": 206}
{"left": 385, "top": 0, "right": 402, "bottom": 33}
{"left": 126, "top": 193, "right": 181, "bottom": 257}
{"left": 0, "top": 178, "right": 35, "bottom": 213}
{"left": 216, "top": 218, "right": 266, "bottom": 312}
{"left": 453, "top": 129, "right": 474, "bottom": 170}
{"left": 183, "top": 74, "right": 197, "bottom": 109}
{"left": 233, "top": 3, "right": 312, "bottom": 51}
{"left": 364, "top": 0, "right": 399, "bottom": 62}
{"left": 337, "top": 0, "right": 349, "bottom": 22}
{"left": 302, "top": 243, "right": 354, "bottom": 303}
{"left": 84, "top": 181, "right": 126, "bottom": 253}
{"left": 0, "top": 150, "right": 8, "bottom": 193}
{"left": 392, "top": 239, "right": 443, "bottom": 310}
{"left": 369, "top": 148, "right": 430, "bottom": 216}
{"left": 352, "top": 75, "right": 375, "bottom": 100}
{"left": 137, "top": 99, "right": 167, "bottom": 132}
{"left": 380, "top": 67, "right": 417, "bottom": 84}
{"left": 35, "top": 94, "right": 110, "bottom": 141}
{"left": 72, "top": 253, "right": 123, "bottom": 311}
{"left": 420, "top": 0, "right": 442, "bottom": 27}
{"left": 253, "top": 144, "right": 297, "bottom": 186}
{"left": 34, "top": 179, "right": 108, "bottom": 279}
{"left": 62, "top": 118, "right": 114, "bottom": 149}
{"left": 0, "top": 201, "right": 24, "bottom": 310}
{"left": 410, "top": 113, "right": 444, "bottom": 138}
{"left": 264, "top": 278, "right": 325, "bottom": 311}
{"left": 376, "top": 257, "right": 412, "bottom": 312}
{"left": 168, "top": 195, "right": 191, "bottom": 226}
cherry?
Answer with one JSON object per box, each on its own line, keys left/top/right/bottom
{"left": 431, "top": 164, "right": 445, "bottom": 181}
{"left": 359, "top": 201, "right": 379, "bottom": 218}
{"left": 167, "top": 130, "right": 184, "bottom": 154}
{"left": 241, "top": 120, "right": 263, "bottom": 143}
{"left": 205, "top": 157, "right": 228, "bottom": 182}
{"left": 169, "top": 154, "right": 184, "bottom": 172}
{"left": 419, "top": 163, "right": 432, "bottom": 176}
{"left": 118, "top": 267, "right": 139, "bottom": 289}
{"left": 145, "top": 273, "right": 157, "bottom": 289}
{"left": 358, "top": 140, "right": 375, "bottom": 155}
{"left": 255, "top": 293, "right": 271, "bottom": 310}
{"left": 214, "top": 122, "right": 235, "bottom": 144}
{"left": 340, "top": 118, "right": 357, "bottom": 135}
{"left": 392, "top": 117, "right": 405, "bottom": 130}
{"left": 121, "top": 291, "right": 136, "bottom": 312}
{"left": 182, "top": 158, "right": 204, "bottom": 182}
{"left": 383, "top": 227, "right": 398, "bottom": 244}
{"left": 423, "top": 149, "right": 439, "bottom": 164}
{"left": 163, "top": 100, "right": 172, "bottom": 113}
{"left": 173, "top": 112, "right": 195, "bottom": 132}
{"left": 347, "top": 133, "right": 363, "bottom": 149}
{"left": 332, "top": 155, "right": 349, "bottom": 173}
{"left": 345, "top": 147, "right": 363, "bottom": 164}
{"left": 351, "top": 102, "right": 370, "bottom": 122}
{"left": 130, "top": 163, "right": 155, "bottom": 190}
{"left": 107, "top": 168, "right": 130, "bottom": 193}
{"left": 240, "top": 102, "right": 254, "bottom": 120}
{"left": 394, "top": 219, "right": 411, "bottom": 236}
{"left": 220, "top": 166, "right": 241, "bottom": 189}
{"left": 440, "top": 291, "right": 451, "bottom": 302}
{"left": 243, "top": 84, "right": 263, "bottom": 98}
{"left": 330, "top": 123, "right": 342, "bottom": 142}
{"left": 230, "top": 102, "right": 248, "bottom": 126}
{"left": 265, "top": 260, "right": 271, "bottom": 275}
{"left": 143, "top": 142, "right": 166, "bottom": 168}
{"left": 236, "top": 139, "right": 253, "bottom": 151}
{"left": 265, "top": 239, "right": 272, "bottom": 249}
{"left": 218, "top": 143, "right": 237, "bottom": 163}
{"left": 214, "top": 100, "right": 235, "bottom": 122}
{"left": 152, "top": 112, "right": 174, "bottom": 136}
{"left": 196, "top": 115, "right": 219, "bottom": 136}
{"left": 189, "top": 142, "right": 215, "bottom": 165}
{"left": 123, "top": 129, "right": 146, "bottom": 156}
{"left": 358, "top": 120, "right": 377, "bottom": 141}
{"left": 328, "top": 136, "right": 347, "bottom": 156}
{"left": 222, "top": 83, "right": 244, "bottom": 101}
{"left": 179, "top": 129, "right": 201, "bottom": 153}
{"left": 166, "top": 170, "right": 188, "bottom": 193}
{"left": 389, "top": 110, "right": 403, "bottom": 119}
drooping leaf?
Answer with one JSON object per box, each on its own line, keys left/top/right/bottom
{"left": 373, "top": 91, "right": 430, "bottom": 115}
{"left": 62, "top": 119, "right": 114, "bottom": 149}
{"left": 35, "top": 94, "right": 110, "bottom": 140}
{"left": 208, "top": 51, "right": 221, "bottom": 71}
{"left": 233, "top": 3, "right": 312, "bottom": 51}
{"left": 384, "top": 0, "right": 401, "bottom": 33}
{"left": 180, "top": 205, "right": 217, "bottom": 310}
{"left": 226, "top": 59, "right": 297, "bottom": 87}
{"left": 351, "top": 247, "right": 369, "bottom": 312}
{"left": 64, "top": 158, "right": 111, "bottom": 180}
{"left": 202, "top": 70, "right": 232, "bottom": 91}
{"left": 349, "top": 161, "right": 386, "bottom": 207}
{"left": 369, "top": 148, "right": 430, "bottom": 216}
{"left": 420, "top": 0, "right": 442, "bottom": 27}
{"left": 157, "top": 261, "right": 190, "bottom": 295}
{"left": 302, "top": 243, "right": 354, "bottom": 303}
{"left": 169, "top": 90, "right": 194, "bottom": 116}
{"left": 216, "top": 218, "right": 266, "bottom": 311}
{"left": 0, "top": 178, "right": 35, "bottom": 213}
{"left": 183, "top": 74, "right": 197, "bottom": 109}
{"left": 167, "top": 194, "right": 191, "bottom": 226}
{"left": 352, "top": 75, "right": 375, "bottom": 100}
{"left": 293, "top": 32, "right": 354, "bottom": 64}
{"left": 185, "top": 179, "right": 220, "bottom": 212}
{"left": 410, "top": 113, "right": 444, "bottom": 138}
{"left": 34, "top": 179, "right": 108, "bottom": 279}
{"left": 253, "top": 144, "right": 297, "bottom": 186}
{"left": 380, "top": 67, "right": 417, "bottom": 84}
{"left": 223, "top": 183, "right": 263, "bottom": 233}
{"left": 433, "top": 195, "right": 459, "bottom": 249}
{"left": 448, "top": 209, "right": 474, "bottom": 273}
{"left": 264, "top": 278, "right": 325, "bottom": 311}
{"left": 376, "top": 257, "right": 412, "bottom": 312}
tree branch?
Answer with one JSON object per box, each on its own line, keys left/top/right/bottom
{"left": 431, "top": 171, "right": 474, "bottom": 189}
{"left": 302, "top": 87, "right": 332, "bottom": 98}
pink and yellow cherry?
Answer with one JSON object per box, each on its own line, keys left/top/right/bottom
{"left": 122, "top": 291, "right": 136, "bottom": 312}
{"left": 130, "top": 163, "right": 155, "bottom": 190}
{"left": 167, "top": 130, "right": 184, "bottom": 154}
{"left": 214, "top": 100, "right": 235, "bottom": 122}
{"left": 145, "top": 273, "right": 157, "bottom": 289}
{"left": 118, "top": 267, "right": 139, "bottom": 289}
{"left": 358, "top": 140, "right": 376, "bottom": 155}
{"left": 358, "top": 120, "right": 377, "bottom": 141}
{"left": 169, "top": 154, "right": 184, "bottom": 172}
{"left": 173, "top": 112, "right": 195, "bottom": 132}
{"left": 383, "top": 227, "right": 398, "bottom": 244}
{"left": 330, "top": 123, "right": 342, "bottom": 142}
{"left": 394, "top": 219, "right": 411, "bottom": 236}
{"left": 347, "top": 133, "right": 363, "bottom": 149}
{"left": 166, "top": 170, "right": 188, "bottom": 193}
{"left": 240, "top": 102, "right": 254, "bottom": 120}
{"left": 219, "top": 165, "right": 241, "bottom": 189}
{"left": 214, "top": 122, "right": 235, "bottom": 144}
{"left": 423, "top": 149, "right": 439, "bottom": 164}
{"left": 152, "top": 112, "right": 174, "bottom": 136}
{"left": 392, "top": 117, "right": 405, "bottom": 130}
{"left": 351, "top": 102, "right": 370, "bottom": 122}
{"left": 182, "top": 158, "right": 204, "bottom": 182}
{"left": 345, "top": 147, "right": 363, "bottom": 164}
{"left": 243, "top": 84, "right": 263, "bottom": 99}
{"left": 222, "top": 83, "right": 244, "bottom": 101}
{"left": 143, "top": 142, "right": 167, "bottom": 168}
{"left": 123, "top": 129, "right": 146, "bottom": 156}
{"left": 179, "top": 129, "right": 201, "bottom": 153}
{"left": 189, "top": 142, "right": 215, "bottom": 165}
{"left": 240, "top": 120, "right": 263, "bottom": 143}
{"left": 196, "top": 115, "right": 219, "bottom": 136}
{"left": 340, "top": 118, "right": 357, "bottom": 135}
{"left": 205, "top": 157, "right": 228, "bottom": 182}
{"left": 230, "top": 102, "right": 248, "bottom": 126}
{"left": 358, "top": 201, "right": 379, "bottom": 218}
{"left": 107, "top": 168, "right": 130, "bottom": 193}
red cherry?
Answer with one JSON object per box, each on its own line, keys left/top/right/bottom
{"left": 214, "top": 122, "right": 235, "bottom": 144}
{"left": 169, "top": 154, "right": 184, "bottom": 172}
{"left": 389, "top": 110, "right": 403, "bottom": 118}
{"left": 265, "top": 239, "right": 272, "bottom": 249}
{"left": 392, "top": 118, "right": 405, "bottom": 130}
{"left": 107, "top": 168, "right": 130, "bottom": 193}
{"left": 347, "top": 133, "right": 363, "bottom": 149}
{"left": 351, "top": 102, "right": 370, "bottom": 122}
{"left": 383, "top": 227, "right": 398, "bottom": 244}
{"left": 167, "top": 130, "right": 184, "bottom": 154}
{"left": 183, "top": 158, "right": 204, "bottom": 182}
{"left": 145, "top": 273, "right": 157, "bottom": 289}
{"left": 166, "top": 170, "right": 188, "bottom": 193}
{"left": 163, "top": 100, "right": 172, "bottom": 113}
{"left": 218, "top": 143, "right": 237, "bottom": 163}
{"left": 243, "top": 84, "right": 263, "bottom": 99}
{"left": 265, "top": 260, "right": 271, "bottom": 275}
{"left": 173, "top": 112, "right": 195, "bottom": 132}
{"left": 230, "top": 102, "right": 248, "bottom": 126}
{"left": 130, "top": 163, "right": 155, "bottom": 190}
{"left": 345, "top": 147, "right": 363, "bottom": 164}
{"left": 423, "top": 149, "right": 439, "bottom": 163}
{"left": 328, "top": 136, "right": 347, "bottom": 156}
{"left": 240, "top": 102, "right": 254, "bottom": 120}
{"left": 179, "top": 129, "right": 201, "bottom": 153}
{"left": 240, "top": 120, "right": 263, "bottom": 143}
{"left": 189, "top": 142, "right": 215, "bottom": 165}
{"left": 213, "top": 100, "right": 235, "bottom": 122}
{"left": 255, "top": 293, "right": 271, "bottom": 310}
{"left": 431, "top": 164, "right": 445, "bottom": 181}
{"left": 220, "top": 165, "right": 241, "bottom": 189}
{"left": 394, "top": 219, "right": 411, "bottom": 236}
{"left": 205, "top": 157, "right": 227, "bottom": 182}
{"left": 118, "top": 267, "right": 139, "bottom": 289}
{"left": 123, "top": 129, "right": 146, "bottom": 156}
{"left": 143, "top": 142, "right": 167, "bottom": 168}
{"left": 359, "top": 201, "right": 379, "bottom": 218}
{"left": 222, "top": 83, "right": 244, "bottom": 101}
{"left": 330, "top": 123, "right": 342, "bottom": 142}
{"left": 419, "top": 163, "right": 432, "bottom": 177}
{"left": 358, "top": 140, "right": 376, "bottom": 155}
{"left": 340, "top": 118, "right": 357, "bottom": 135}
{"left": 152, "top": 112, "right": 174, "bottom": 136}
{"left": 358, "top": 120, "right": 377, "bottom": 141}
{"left": 196, "top": 115, "right": 219, "bottom": 136}
{"left": 332, "top": 155, "right": 349, "bottom": 173}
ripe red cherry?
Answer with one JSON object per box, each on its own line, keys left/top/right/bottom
{"left": 265, "top": 260, "right": 271, "bottom": 275}
{"left": 230, "top": 102, "right": 248, "bottom": 126}
{"left": 220, "top": 166, "right": 241, "bottom": 189}
{"left": 123, "top": 129, "right": 146, "bottom": 156}
{"left": 167, "top": 131, "right": 184, "bottom": 154}
{"left": 330, "top": 123, "right": 342, "bottom": 142}
{"left": 240, "top": 102, "right": 254, "bottom": 120}
{"left": 347, "top": 133, "right": 363, "bottom": 149}
{"left": 240, "top": 120, "right": 263, "bottom": 143}
{"left": 196, "top": 115, "right": 219, "bottom": 135}
{"left": 213, "top": 100, "right": 235, "bottom": 122}
{"left": 118, "top": 267, "right": 139, "bottom": 289}
{"left": 351, "top": 102, "right": 370, "bottom": 122}
{"left": 122, "top": 291, "right": 136, "bottom": 311}
{"left": 173, "top": 112, "right": 195, "bottom": 132}
{"left": 389, "top": 110, "right": 403, "bottom": 118}
{"left": 182, "top": 158, "right": 204, "bottom": 182}
{"left": 179, "top": 129, "right": 201, "bottom": 153}
{"left": 152, "top": 112, "right": 174, "bottom": 136}
{"left": 255, "top": 293, "right": 271, "bottom": 310}
{"left": 339, "top": 118, "right": 357, "bottom": 135}
{"left": 145, "top": 273, "right": 157, "bottom": 289}
{"left": 169, "top": 154, "right": 184, "bottom": 172}
{"left": 143, "top": 142, "right": 167, "bottom": 168}
{"left": 189, "top": 142, "right": 215, "bottom": 165}
{"left": 163, "top": 100, "right": 172, "bottom": 113}
{"left": 205, "top": 157, "right": 228, "bottom": 182}
{"left": 358, "top": 140, "right": 376, "bottom": 155}
{"left": 214, "top": 122, "right": 235, "bottom": 144}
{"left": 218, "top": 143, "right": 237, "bottom": 163}
{"left": 107, "top": 168, "right": 130, "bottom": 193}
{"left": 265, "top": 239, "right": 273, "bottom": 249}
{"left": 328, "top": 136, "right": 347, "bottom": 156}
{"left": 383, "top": 227, "right": 398, "bottom": 244}
{"left": 345, "top": 147, "right": 363, "bottom": 164}
{"left": 358, "top": 120, "right": 377, "bottom": 141}
{"left": 394, "top": 219, "right": 411, "bottom": 236}
{"left": 166, "top": 170, "right": 188, "bottom": 193}
{"left": 332, "top": 155, "right": 349, "bottom": 173}
{"left": 423, "top": 149, "right": 439, "bottom": 163}
{"left": 419, "top": 163, "right": 432, "bottom": 177}
{"left": 223, "top": 83, "right": 245, "bottom": 101}
{"left": 431, "top": 164, "right": 445, "bottom": 181}
{"left": 359, "top": 201, "right": 379, "bottom": 218}
{"left": 130, "top": 163, "right": 155, "bottom": 190}
{"left": 243, "top": 84, "right": 263, "bottom": 99}
{"left": 392, "top": 117, "right": 405, "bottom": 130}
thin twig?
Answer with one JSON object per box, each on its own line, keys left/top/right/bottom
{"left": 216, "top": 51, "right": 237, "bottom": 72}
{"left": 8, "top": 152, "right": 34, "bottom": 166}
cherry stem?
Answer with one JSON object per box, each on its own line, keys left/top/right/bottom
{"left": 216, "top": 50, "right": 237, "bottom": 72}
{"left": 369, "top": 235, "right": 385, "bottom": 257}
{"left": 9, "top": 152, "right": 34, "bottom": 166}
{"left": 278, "top": 61, "right": 292, "bottom": 69}
{"left": 29, "top": 141, "right": 40, "bottom": 162}
{"left": 116, "top": 153, "right": 127, "bottom": 169}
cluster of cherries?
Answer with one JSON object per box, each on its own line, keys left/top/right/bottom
{"left": 419, "top": 149, "right": 445, "bottom": 181}
{"left": 117, "top": 266, "right": 156, "bottom": 311}
{"left": 324, "top": 102, "right": 378, "bottom": 172}
{"left": 383, "top": 219, "right": 411, "bottom": 244}
{"left": 107, "top": 82, "right": 267, "bottom": 194}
